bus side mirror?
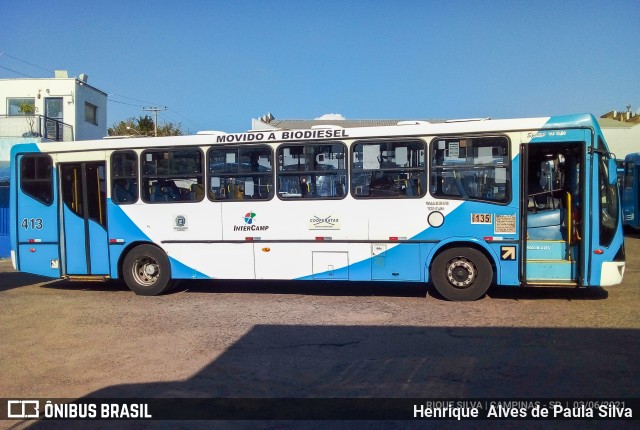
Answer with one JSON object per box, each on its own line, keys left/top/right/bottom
{"left": 609, "top": 158, "right": 618, "bottom": 185}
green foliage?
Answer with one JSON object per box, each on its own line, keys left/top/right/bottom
{"left": 108, "top": 115, "right": 183, "bottom": 137}
{"left": 19, "top": 102, "right": 37, "bottom": 133}
{"left": 19, "top": 102, "right": 35, "bottom": 115}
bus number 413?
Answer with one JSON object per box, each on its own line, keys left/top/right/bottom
{"left": 21, "top": 218, "right": 44, "bottom": 230}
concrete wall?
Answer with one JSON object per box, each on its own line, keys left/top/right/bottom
{"left": 601, "top": 125, "right": 640, "bottom": 158}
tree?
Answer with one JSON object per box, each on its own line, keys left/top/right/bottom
{"left": 107, "top": 115, "right": 183, "bottom": 137}
{"left": 19, "top": 102, "right": 37, "bottom": 136}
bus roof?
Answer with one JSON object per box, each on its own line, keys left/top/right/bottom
{"left": 14, "top": 113, "right": 601, "bottom": 154}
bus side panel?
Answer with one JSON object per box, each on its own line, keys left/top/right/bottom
{"left": 14, "top": 155, "right": 61, "bottom": 278}
{"left": 416, "top": 201, "right": 517, "bottom": 286}
{"left": 62, "top": 204, "right": 88, "bottom": 274}
{"left": 371, "top": 243, "right": 421, "bottom": 281}
{"left": 17, "top": 244, "right": 60, "bottom": 277}
{"left": 254, "top": 243, "right": 321, "bottom": 280}
{"left": 166, "top": 243, "right": 253, "bottom": 279}
{"left": 88, "top": 218, "right": 110, "bottom": 274}
{"left": 106, "top": 201, "right": 152, "bottom": 279}
{"left": 107, "top": 199, "right": 212, "bottom": 279}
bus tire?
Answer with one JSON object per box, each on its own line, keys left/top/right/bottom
{"left": 122, "top": 244, "right": 172, "bottom": 296}
{"left": 430, "top": 247, "right": 493, "bottom": 301}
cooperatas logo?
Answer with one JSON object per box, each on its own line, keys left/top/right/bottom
{"left": 309, "top": 215, "right": 341, "bottom": 230}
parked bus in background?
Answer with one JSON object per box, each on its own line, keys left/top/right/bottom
{"left": 622, "top": 152, "right": 640, "bottom": 230}
{"left": 9, "top": 113, "right": 625, "bottom": 300}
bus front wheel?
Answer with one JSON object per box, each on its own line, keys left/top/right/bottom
{"left": 430, "top": 247, "right": 493, "bottom": 301}
{"left": 122, "top": 244, "right": 172, "bottom": 296}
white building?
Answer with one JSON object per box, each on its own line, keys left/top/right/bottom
{"left": 0, "top": 70, "right": 107, "bottom": 143}
{"left": 599, "top": 110, "right": 640, "bottom": 158}
{"left": 0, "top": 71, "right": 108, "bottom": 257}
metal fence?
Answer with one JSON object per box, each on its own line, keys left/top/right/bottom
{"left": 0, "top": 115, "right": 73, "bottom": 141}
{"left": 0, "top": 184, "right": 9, "bottom": 258}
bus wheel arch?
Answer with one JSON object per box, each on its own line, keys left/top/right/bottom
{"left": 429, "top": 243, "right": 495, "bottom": 301}
{"left": 121, "top": 243, "right": 173, "bottom": 296}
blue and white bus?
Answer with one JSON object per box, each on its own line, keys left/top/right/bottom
{"left": 621, "top": 152, "right": 640, "bottom": 229}
{"left": 9, "top": 113, "right": 625, "bottom": 300}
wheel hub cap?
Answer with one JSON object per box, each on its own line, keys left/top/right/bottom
{"left": 447, "top": 258, "right": 476, "bottom": 288}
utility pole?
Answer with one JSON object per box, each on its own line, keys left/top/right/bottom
{"left": 143, "top": 106, "right": 167, "bottom": 136}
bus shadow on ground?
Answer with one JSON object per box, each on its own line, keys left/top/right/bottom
{"left": 171, "top": 279, "right": 428, "bottom": 298}
{"left": 0, "top": 272, "right": 55, "bottom": 292}
{"left": 39, "top": 278, "right": 610, "bottom": 301}
{"left": 40, "top": 279, "right": 130, "bottom": 293}
{"left": 25, "top": 325, "right": 640, "bottom": 429}
{"left": 488, "top": 285, "right": 609, "bottom": 301}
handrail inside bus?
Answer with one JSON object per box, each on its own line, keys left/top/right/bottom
{"left": 567, "top": 192, "right": 572, "bottom": 246}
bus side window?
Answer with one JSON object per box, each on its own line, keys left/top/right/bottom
{"left": 430, "top": 137, "right": 510, "bottom": 203}
{"left": 20, "top": 155, "right": 54, "bottom": 205}
{"left": 351, "top": 140, "right": 426, "bottom": 199}
{"left": 208, "top": 146, "right": 274, "bottom": 201}
{"left": 277, "top": 142, "right": 347, "bottom": 200}
{"left": 111, "top": 151, "right": 138, "bottom": 204}
{"left": 141, "top": 148, "right": 204, "bottom": 204}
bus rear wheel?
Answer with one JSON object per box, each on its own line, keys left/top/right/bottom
{"left": 430, "top": 247, "right": 493, "bottom": 301}
{"left": 122, "top": 244, "right": 172, "bottom": 296}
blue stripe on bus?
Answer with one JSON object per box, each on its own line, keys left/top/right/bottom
{"left": 107, "top": 201, "right": 209, "bottom": 280}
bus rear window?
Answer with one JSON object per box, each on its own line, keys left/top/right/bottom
{"left": 20, "top": 155, "right": 53, "bottom": 205}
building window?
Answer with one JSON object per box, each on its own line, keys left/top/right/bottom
{"left": 141, "top": 148, "right": 204, "bottom": 203}
{"left": 8, "top": 98, "right": 35, "bottom": 116}
{"left": 85, "top": 102, "right": 98, "bottom": 125}
{"left": 351, "top": 139, "right": 426, "bottom": 198}
{"left": 208, "top": 145, "right": 274, "bottom": 200}
{"left": 430, "top": 136, "right": 510, "bottom": 203}
{"left": 277, "top": 142, "right": 347, "bottom": 199}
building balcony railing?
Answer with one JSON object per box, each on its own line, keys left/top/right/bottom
{"left": 0, "top": 115, "right": 74, "bottom": 142}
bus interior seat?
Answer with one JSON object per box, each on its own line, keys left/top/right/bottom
{"left": 162, "top": 186, "right": 178, "bottom": 201}
{"left": 150, "top": 184, "right": 163, "bottom": 202}
{"left": 190, "top": 184, "right": 204, "bottom": 201}
{"left": 405, "top": 178, "right": 418, "bottom": 196}
{"left": 527, "top": 208, "right": 565, "bottom": 240}
{"left": 113, "top": 181, "right": 135, "bottom": 203}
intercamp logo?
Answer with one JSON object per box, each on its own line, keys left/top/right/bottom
{"left": 234, "top": 211, "right": 269, "bottom": 232}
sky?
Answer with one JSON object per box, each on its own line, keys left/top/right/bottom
{"left": 1, "top": 0, "right": 639, "bottom": 133}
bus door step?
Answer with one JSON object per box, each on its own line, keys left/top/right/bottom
{"left": 526, "top": 240, "right": 569, "bottom": 261}
{"left": 525, "top": 260, "right": 576, "bottom": 281}
{"left": 64, "top": 275, "right": 110, "bottom": 282}
{"left": 524, "top": 280, "right": 579, "bottom": 287}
